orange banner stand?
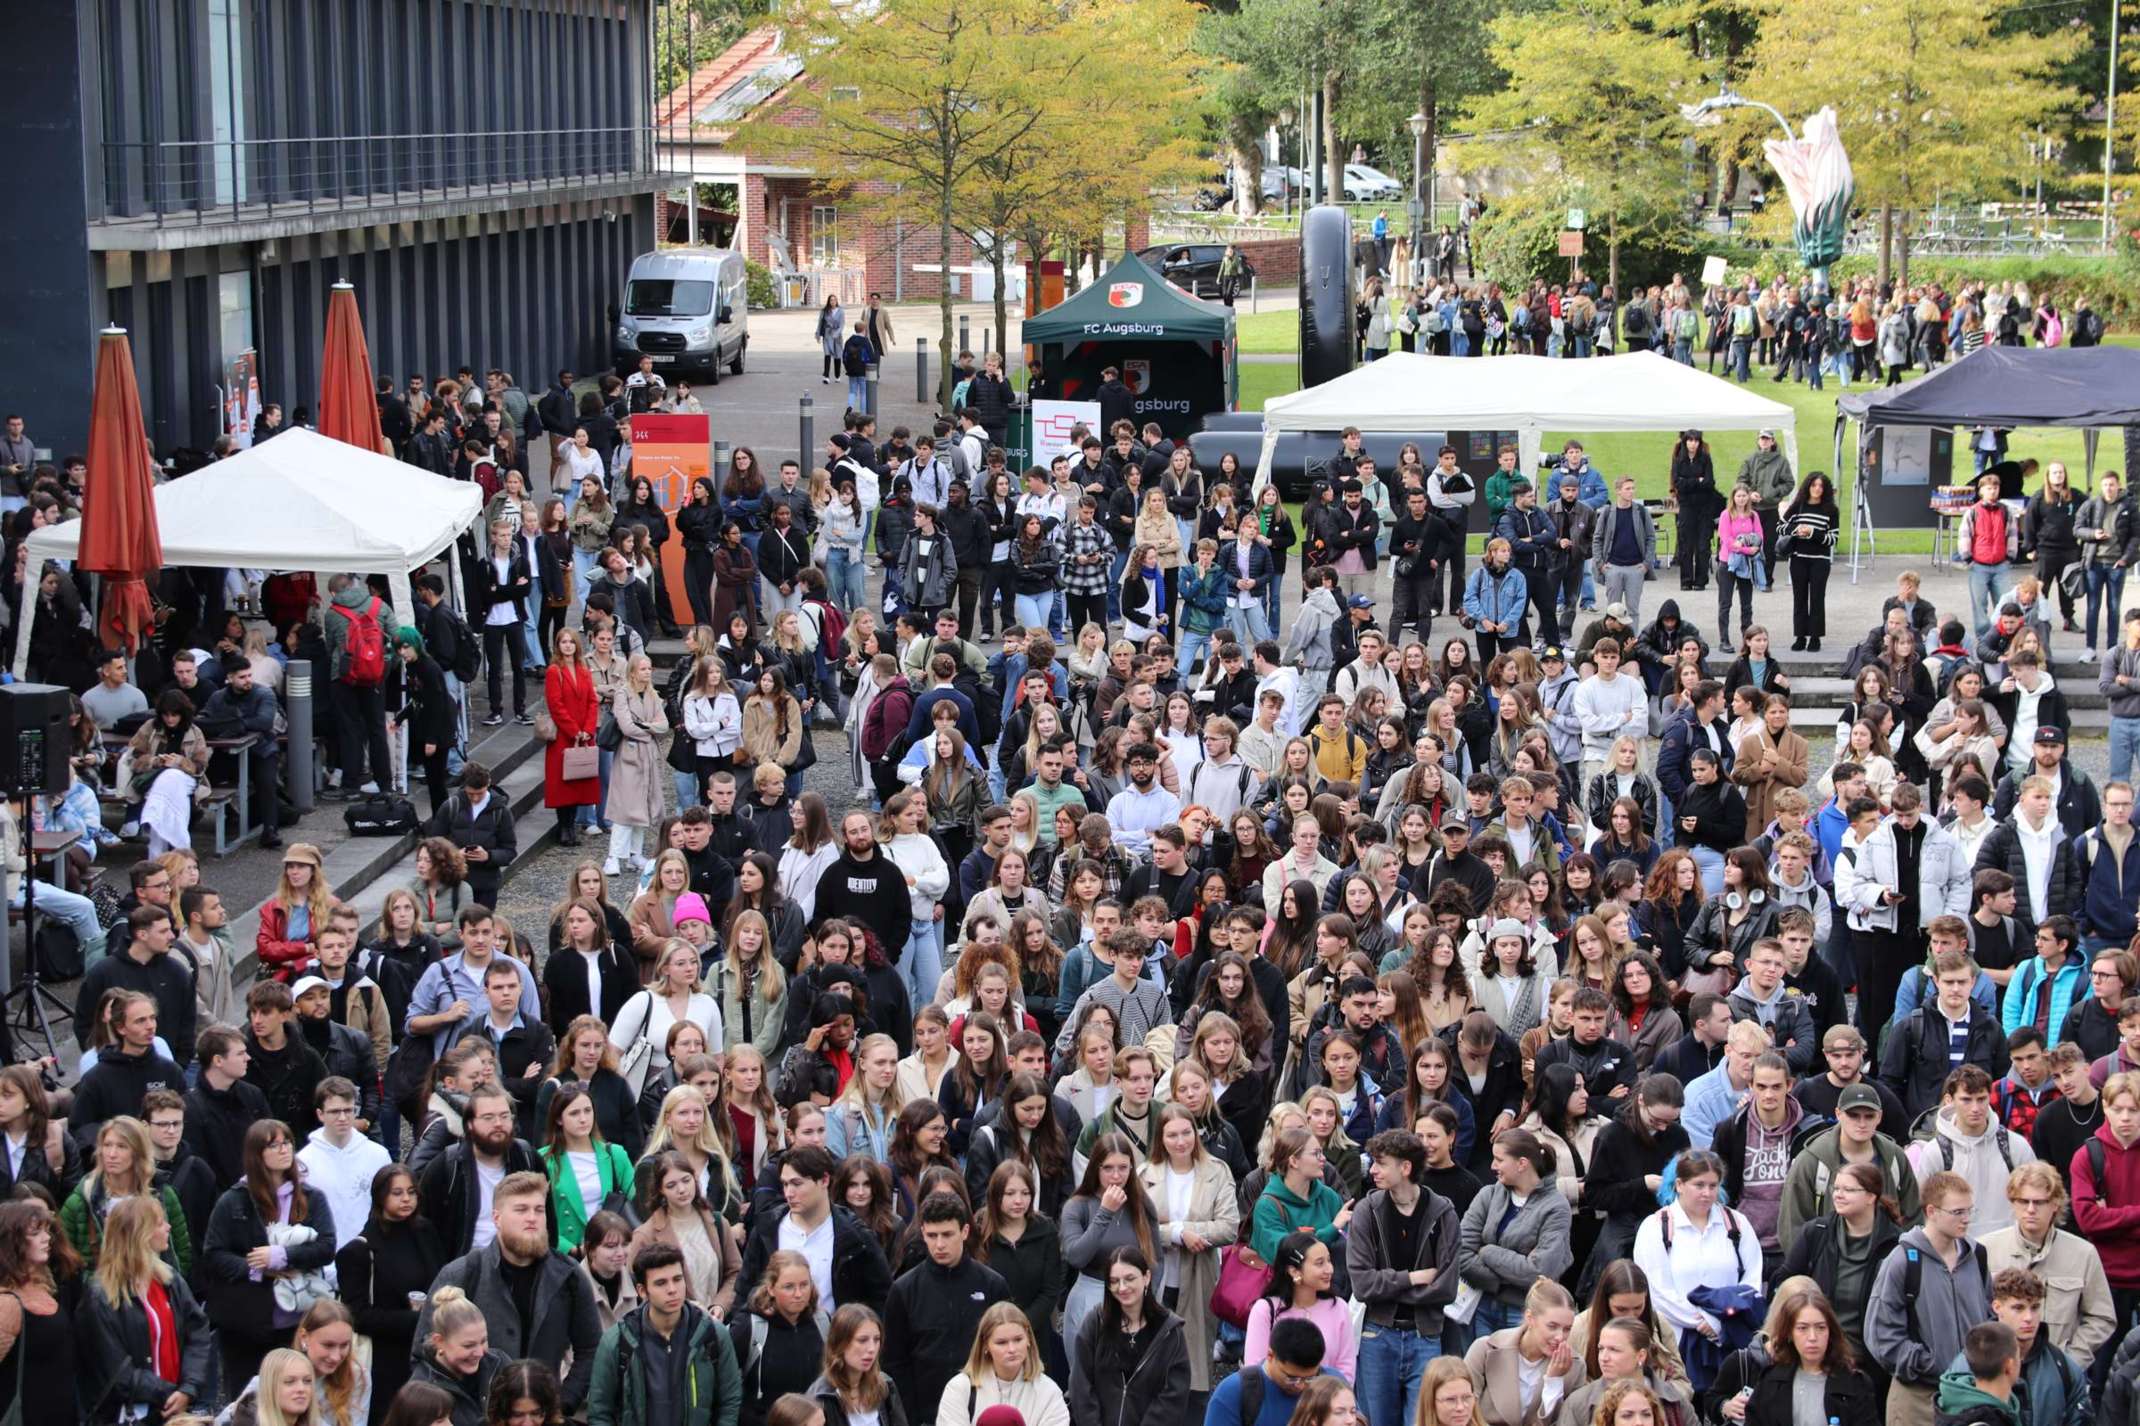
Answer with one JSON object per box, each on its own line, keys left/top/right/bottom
{"left": 628, "top": 412, "right": 712, "bottom": 618}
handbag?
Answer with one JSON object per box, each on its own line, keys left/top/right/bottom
{"left": 532, "top": 712, "right": 558, "bottom": 743}
{"left": 614, "top": 993, "right": 658, "bottom": 1096}
{"left": 2059, "top": 561, "right": 2088, "bottom": 603}
{"left": 562, "top": 738, "right": 600, "bottom": 780}
{"left": 1208, "top": 1242, "right": 1273, "bottom": 1328}
{"left": 344, "top": 794, "right": 421, "bottom": 837}
{"left": 597, "top": 710, "right": 624, "bottom": 751}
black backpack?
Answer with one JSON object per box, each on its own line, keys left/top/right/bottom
{"left": 444, "top": 608, "right": 482, "bottom": 683}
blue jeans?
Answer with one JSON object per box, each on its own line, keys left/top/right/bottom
{"left": 2086, "top": 564, "right": 2127, "bottom": 648}
{"left": 8, "top": 879, "right": 106, "bottom": 976}
{"left": 442, "top": 672, "right": 468, "bottom": 776}
{"left": 1015, "top": 592, "right": 1053, "bottom": 630}
{"left": 902, "top": 919, "right": 945, "bottom": 1008}
{"left": 1449, "top": 1296, "right": 1521, "bottom": 1358}
{"left": 1730, "top": 337, "right": 1752, "bottom": 381}
{"left": 521, "top": 621, "right": 546, "bottom": 670}
{"left": 847, "top": 374, "right": 868, "bottom": 411}
{"left": 826, "top": 547, "right": 867, "bottom": 611}
{"left": 1968, "top": 562, "right": 2013, "bottom": 638}
{"left": 1673, "top": 338, "right": 1693, "bottom": 365}
{"left": 570, "top": 548, "right": 600, "bottom": 620}
{"left": 1357, "top": 1324, "right": 1440, "bottom": 1426}
{"left": 1178, "top": 628, "right": 1213, "bottom": 675}
{"left": 2112, "top": 715, "right": 2140, "bottom": 785}
{"left": 580, "top": 747, "right": 614, "bottom": 830}
{"left": 1688, "top": 843, "right": 1726, "bottom": 895}
{"left": 1230, "top": 602, "right": 1273, "bottom": 646}
{"left": 672, "top": 769, "right": 703, "bottom": 810}
{"left": 1263, "top": 576, "right": 1282, "bottom": 635}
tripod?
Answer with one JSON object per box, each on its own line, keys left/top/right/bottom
{"left": 5, "top": 796, "right": 75, "bottom": 1056}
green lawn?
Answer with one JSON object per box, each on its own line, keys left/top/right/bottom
{"left": 1225, "top": 336, "right": 2139, "bottom": 554}
{"left": 1236, "top": 308, "right": 1298, "bottom": 355}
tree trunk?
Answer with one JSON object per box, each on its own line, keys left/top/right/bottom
{"left": 1877, "top": 205, "right": 1894, "bottom": 288}
{"left": 992, "top": 237, "right": 1010, "bottom": 365}
{"left": 1322, "top": 72, "right": 1343, "bottom": 202}
{"left": 939, "top": 189, "right": 956, "bottom": 411}
{"left": 1232, "top": 139, "right": 1263, "bottom": 219}
{"left": 1417, "top": 71, "right": 1438, "bottom": 246}
{"left": 1896, "top": 214, "right": 1911, "bottom": 289}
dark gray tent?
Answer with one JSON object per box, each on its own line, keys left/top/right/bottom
{"left": 1832, "top": 345, "right": 2140, "bottom": 577}
{"left": 1837, "top": 345, "right": 2140, "bottom": 427}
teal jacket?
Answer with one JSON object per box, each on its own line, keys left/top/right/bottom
{"left": 1180, "top": 564, "right": 1230, "bottom": 634}
{"left": 1249, "top": 1174, "right": 1345, "bottom": 1261}
{"left": 588, "top": 1302, "right": 742, "bottom": 1426}
{"left": 541, "top": 1141, "right": 637, "bottom": 1254}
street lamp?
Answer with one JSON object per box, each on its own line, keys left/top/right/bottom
{"left": 1278, "top": 105, "right": 1296, "bottom": 217}
{"left": 1679, "top": 83, "right": 1797, "bottom": 143}
{"left": 1407, "top": 110, "right": 1430, "bottom": 261}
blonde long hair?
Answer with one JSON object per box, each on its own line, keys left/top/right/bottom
{"left": 723, "top": 910, "right": 786, "bottom": 1004}
{"left": 294, "top": 1300, "right": 367, "bottom": 1426}
{"left": 93, "top": 1194, "right": 173, "bottom": 1306}
{"left": 253, "top": 1348, "right": 321, "bottom": 1426}
{"left": 646, "top": 1084, "right": 742, "bottom": 1204}
{"left": 272, "top": 846, "right": 334, "bottom": 925}
{"left": 835, "top": 1033, "right": 902, "bottom": 1120}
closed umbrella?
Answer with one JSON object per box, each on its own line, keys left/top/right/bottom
{"left": 78, "top": 327, "right": 163, "bottom": 654}
{"left": 318, "top": 280, "right": 387, "bottom": 454}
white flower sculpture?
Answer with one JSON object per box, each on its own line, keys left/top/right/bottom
{"left": 1762, "top": 106, "right": 1855, "bottom": 272}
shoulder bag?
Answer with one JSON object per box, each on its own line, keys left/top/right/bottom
{"left": 615, "top": 992, "right": 658, "bottom": 1096}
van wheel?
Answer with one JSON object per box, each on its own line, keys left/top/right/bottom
{"left": 705, "top": 354, "right": 721, "bottom": 387}
{"left": 729, "top": 339, "right": 746, "bottom": 376}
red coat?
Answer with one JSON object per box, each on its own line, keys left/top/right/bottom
{"left": 544, "top": 662, "right": 600, "bottom": 808}
{"left": 255, "top": 901, "right": 316, "bottom": 981}
{"left": 2072, "top": 1122, "right": 2140, "bottom": 1287}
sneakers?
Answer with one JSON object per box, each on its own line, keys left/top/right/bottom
{"left": 481, "top": 713, "right": 505, "bottom": 727}
{"left": 515, "top": 712, "right": 536, "bottom": 726}
{"left": 602, "top": 858, "right": 623, "bottom": 877}
{"left": 2084, "top": 648, "right": 2099, "bottom": 661}
{"left": 359, "top": 782, "right": 381, "bottom": 796}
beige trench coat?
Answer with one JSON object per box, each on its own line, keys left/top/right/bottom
{"left": 1138, "top": 1153, "right": 1240, "bottom": 1389}
{"left": 609, "top": 686, "right": 669, "bottom": 829}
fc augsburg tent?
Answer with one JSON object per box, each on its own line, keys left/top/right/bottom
{"left": 1251, "top": 350, "right": 1798, "bottom": 491}
{"left": 1025, "top": 251, "right": 1238, "bottom": 438}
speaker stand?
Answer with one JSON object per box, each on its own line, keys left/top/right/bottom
{"left": 4, "top": 798, "right": 73, "bottom": 1055}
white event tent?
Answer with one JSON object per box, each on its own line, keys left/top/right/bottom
{"left": 12, "top": 426, "right": 483, "bottom": 677}
{"left": 1251, "top": 350, "right": 1799, "bottom": 490}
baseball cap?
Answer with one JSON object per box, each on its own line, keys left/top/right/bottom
{"left": 1837, "top": 1084, "right": 1883, "bottom": 1115}
{"left": 2035, "top": 726, "right": 2066, "bottom": 745}
{"left": 1758, "top": 428, "right": 1776, "bottom": 440}
{"left": 290, "top": 975, "right": 329, "bottom": 1000}
{"left": 1438, "top": 810, "right": 1472, "bottom": 833}
{"left": 1604, "top": 602, "right": 1633, "bottom": 623}
{"left": 1539, "top": 645, "right": 1566, "bottom": 662}
{"left": 1348, "top": 594, "right": 1376, "bottom": 610}
{"left": 1822, "top": 1024, "right": 1865, "bottom": 1051}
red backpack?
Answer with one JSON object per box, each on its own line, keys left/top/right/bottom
{"left": 335, "top": 597, "right": 388, "bottom": 687}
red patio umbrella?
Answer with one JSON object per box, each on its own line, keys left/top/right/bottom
{"left": 78, "top": 327, "right": 164, "bottom": 655}
{"left": 318, "top": 280, "right": 387, "bottom": 454}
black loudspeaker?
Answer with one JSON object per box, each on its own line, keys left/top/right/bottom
{"left": 0, "top": 683, "right": 73, "bottom": 798}
{"left": 1298, "top": 204, "right": 1358, "bottom": 392}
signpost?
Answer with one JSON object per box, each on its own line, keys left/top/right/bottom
{"left": 627, "top": 411, "right": 712, "bottom": 617}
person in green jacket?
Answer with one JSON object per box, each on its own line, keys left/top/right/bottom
{"left": 1932, "top": 1321, "right": 2025, "bottom": 1426}
{"left": 1774, "top": 1089, "right": 1925, "bottom": 1243}
{"left": 1482, "top": 446, "right": 1523, "bottom": 531}
{"left": 540, "top": 1085, "right": 639, "bottom": 1255}
{"left": 1250, "top": 1125, "right": 1351, "bottom": 1261}
{"left": 62, "top": 1114, "right": 194, "bottom": 1274}
{"left": 588, "top": 1242, "right": 744, "bottom": 1426}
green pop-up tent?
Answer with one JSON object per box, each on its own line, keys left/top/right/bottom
{"left": 1024, "top": 251, "right": 1238, "bottom": 439}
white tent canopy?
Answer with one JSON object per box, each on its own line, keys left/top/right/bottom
{"left": 1252, "top": 350, "right": 1800, "bottom": 490}
{"left": 13, "top": 427, "right": 483, "bottom": 677}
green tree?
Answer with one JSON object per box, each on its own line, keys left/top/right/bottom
{"left": 1454, "top": 0, "right": 1700, "bottom": 291}
{"left": 739, "top": 0, "right": 1181, "bottom": 406}
{"left": 1738, "top": 0, "right": 2080, "bottom": 282}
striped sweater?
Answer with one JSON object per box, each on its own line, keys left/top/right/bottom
{"left": 1780, "top": 504, "right": 1838, "bottom": 562}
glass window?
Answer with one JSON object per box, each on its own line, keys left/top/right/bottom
{"left": 811, "top": 206, "right": 838, "bottom": 264}
{"left": 624, "top": 280, "right": 715, "bottom": 317}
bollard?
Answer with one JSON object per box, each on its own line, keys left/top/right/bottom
{"left": 958, "top": 314, "right": 970, "bottom": 356}
{"left": 915, "top": 337, "right": 928, "bottom": 404}
{"left": 865, "top": 365, "right": 879, "bottom": 417}
{"left": 286, "top": 658, "right": 315, "bottom": 814}
{"left": 713, "top": 439, "right": 730, "bottom": 485}
{"left": 798, "top": 395, "right": 814, "bottom": 470}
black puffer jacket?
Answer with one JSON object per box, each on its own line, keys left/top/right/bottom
{"left": 1070, "top": 1306, "right": 1192, "bottom": 1426}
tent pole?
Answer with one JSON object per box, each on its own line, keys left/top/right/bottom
{"left": 8, "top": 575, "right": 36, "bottom": 680}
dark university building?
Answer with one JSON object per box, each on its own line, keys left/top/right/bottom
{"left": 0, "top": 0, "right": 666, "bottom": 457}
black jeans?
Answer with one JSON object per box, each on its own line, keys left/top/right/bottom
{"left": 415, "top": 738, "right": 452, "bottom": 815}
{"left": 684, "top": 548, "right": 715, "bottom": 628}
{"left": 483, "top": 622, "right": 528, "bottom": 715}
{"left": 1716, "top": 568, "right": 1755, "bottom": 646}
{"left": 954, "top": 566, "right": 983, "bottom": 638}
{"left": 1851, "top": 925, "right": 1914, "bottom": 1039}
{"left": 1390, "top": 574, "right": 1434, "bottom": 645}
{"left": 337, "top": 682, "right": 393, "bottom": 790}
{"left": 1790, "top": 555, "right": 1830, "bottom": 640}
{"left": 1066, "top": 591, "right": 1108, "bottom": 637}
{"left": 1522, "top": 562, "right": 1561, "bottom": 645}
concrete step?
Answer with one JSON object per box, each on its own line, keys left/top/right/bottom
{"left": 1787, "top": 675, "right": 2108, "bottom": 709}
{"left": 1784, "top": 703, "right": 2111, "bottom": 732}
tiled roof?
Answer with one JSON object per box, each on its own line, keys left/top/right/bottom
{"left": 656, "top": 26, "right": 801, "bottom": 140}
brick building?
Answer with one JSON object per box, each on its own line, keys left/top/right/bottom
{"left": 656, "top": 27, "right": 994, "bottom": 306}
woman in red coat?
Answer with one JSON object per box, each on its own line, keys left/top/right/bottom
{"left": 544, "top": 626, "right": 601, "bottom": 847}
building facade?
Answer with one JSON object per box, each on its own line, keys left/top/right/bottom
{"left": 0, "top": 0, "right": 670, "bottom": 458}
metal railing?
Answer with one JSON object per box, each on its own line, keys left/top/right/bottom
{"left": 98, "top": 126, "right": 655, "bottom": 225}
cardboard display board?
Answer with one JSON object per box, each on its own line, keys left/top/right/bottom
{"left": 628, "top": 411, "right": 712, "bottom": 615}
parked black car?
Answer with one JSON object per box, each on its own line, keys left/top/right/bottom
{"left": 1139, "top": 243, "right": 1256, "bottom": 300}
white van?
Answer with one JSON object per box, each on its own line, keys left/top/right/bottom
{"left": 612, "top": 249, "right": 749, "bottom": 381}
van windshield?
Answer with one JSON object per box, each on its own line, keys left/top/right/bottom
{"left": 625, "top": 279, "right": 715, "bottom": 318}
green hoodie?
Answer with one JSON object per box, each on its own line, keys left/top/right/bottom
{"left": 1249, "top": 1173, "right": 1344, "bottom": 1260}
{"left": 1934, "top": 1368, "right": 2021, "bottom": 1426}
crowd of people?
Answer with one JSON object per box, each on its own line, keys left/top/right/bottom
{"left": 4, "top": 273, "right": 2140, "bottom": 1426}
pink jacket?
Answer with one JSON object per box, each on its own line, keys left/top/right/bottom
{"left": 1714, "top": 510, "right": 1764, "bottom": 561}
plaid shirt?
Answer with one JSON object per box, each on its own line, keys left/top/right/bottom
{"left": 1059, "top": 517, "right": 1115, "bottom": 595}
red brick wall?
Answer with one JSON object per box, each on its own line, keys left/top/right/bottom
{"left": 1234, "top": 237, "right": 1300, "bottom": 285}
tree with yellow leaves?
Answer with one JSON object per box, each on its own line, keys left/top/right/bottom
{"left": 1736, "top": 0, "right": 2079, "bottom": 282}
{"left": 1454, "top": 0, "right": 1703, "bottom": 293}
{"left": 737, "top": 0, "right": 1202, "bottom": 408}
